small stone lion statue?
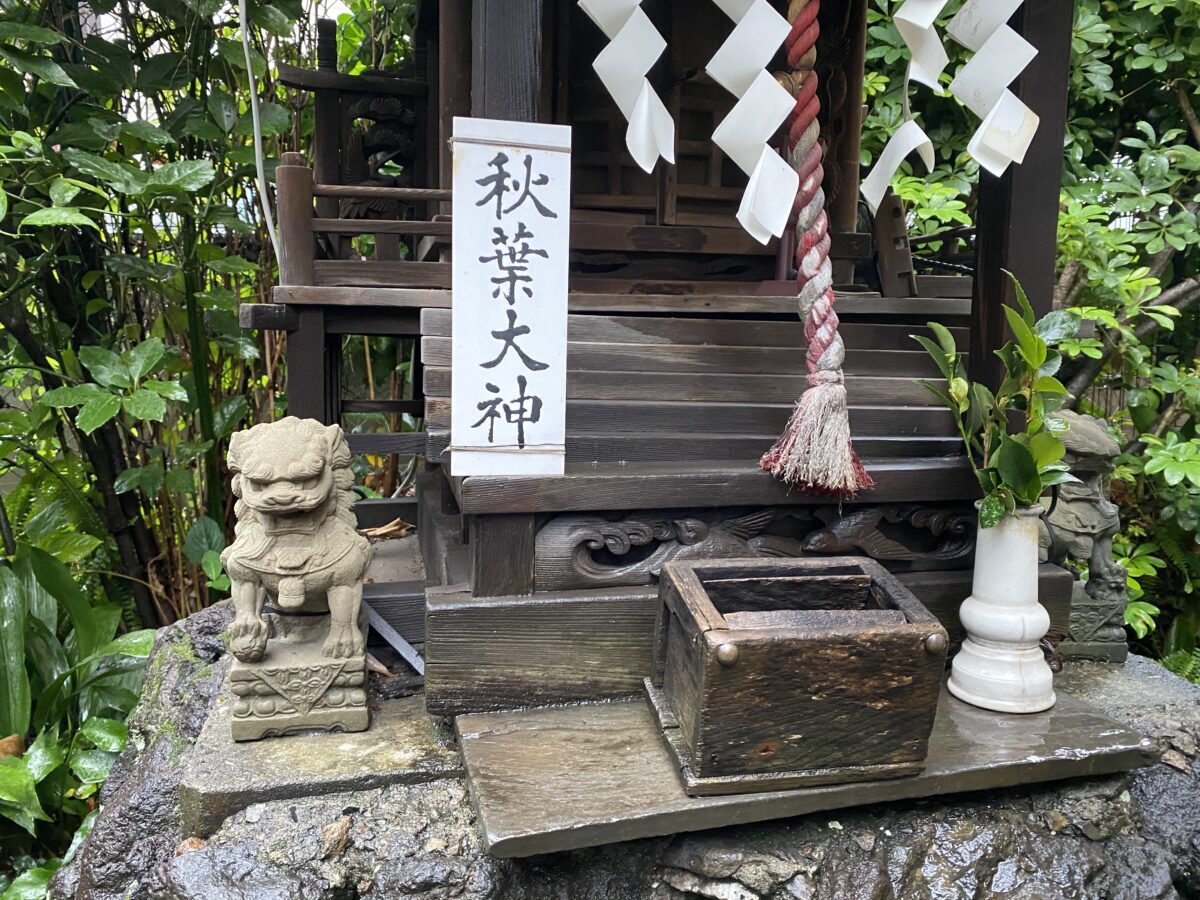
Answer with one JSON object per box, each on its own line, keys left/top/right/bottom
{"left": 222, "top": 417, "right": 372, "bottom": 664}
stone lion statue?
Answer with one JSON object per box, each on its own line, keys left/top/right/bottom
{"left": 222, "top": 417, "right": 372, "bottom": 664}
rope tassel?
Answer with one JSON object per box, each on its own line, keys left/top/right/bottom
{"left": 760, "top": 0, "right": 875, "bottom": 495}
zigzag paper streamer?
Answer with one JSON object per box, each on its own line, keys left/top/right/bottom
{"left": 579, "top": 0, "right": 675, "bottom": 173}
{"left": 948, "top": 0, "right": 1040, "bottom": 176}
{"left": 708, "top": 0, "right": 799, "bottom": 243}
{"left": 862, "top": 0, "right": 1041, "bottom": 207}
{"left": 859, "top": 0, "right": 948, "bottom": 214}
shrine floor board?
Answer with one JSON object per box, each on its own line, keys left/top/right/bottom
{"left": 455, "top": 688, "right": 1158, "bottom": 858}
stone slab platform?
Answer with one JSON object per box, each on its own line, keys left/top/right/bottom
{"left": 457, "top": 688, "right": 1159, "bottom": 858}
{"left": 180, "top": 692, "right": 460, "bottom": 836}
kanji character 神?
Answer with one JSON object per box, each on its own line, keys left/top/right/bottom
{"left": 503, "top": 375, "right": 543, "bottom": 449}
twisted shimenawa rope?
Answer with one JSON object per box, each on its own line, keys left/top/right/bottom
{"left": 760, "top": 0, "right": 874, "bottom": 493}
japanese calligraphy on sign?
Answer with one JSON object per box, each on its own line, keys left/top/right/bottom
{"left": 450, "top": 118, "right": 571, "bottom": 476}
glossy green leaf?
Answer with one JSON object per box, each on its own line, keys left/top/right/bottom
{"left": 978, "top": 494, "right": 1006, "bottom": 529}
{"left": 123, "top": 389, "right": 166, "bottom": 422}
{"left": 24, "top": 729, "right": 65, "bottom": 782}
{"left": 142, "top": 380, "right": 188, "bottom": 401}
{"left": 1028, "top": 432, "right": 1066, "bottom": 469}
{"left": 79, "top": 716, "right": 128, "bottom": 752}
{"left": 49, "top": 178, "right": 81, "bottom": 206}
{"left": 0, "top": 47, "right": 75, "bottom": 86}
{"left": 1003, "top": 306, "right": 1047, "bottom": 369}
{"left": 183, "top": 516, "right": 226, "bottom": 565}
{"left": 0, "top": 757, "right": 48, "bottom": 834}
{"left": 11, "top": 550, "right": 55, "bottom": 632}
{"left": 19, "top": 207, "right": 98, "bottom": 230}
{"left": 0, "top": 568, "right": 30, "bottom": 738}
{"left": 92, "top": 629, "right": 155, "bottom": 660}
{"left": 69, "top": 748, "right": 116, "bottom": 784}
{"left": 995, "top": 434, "right": 1040, "bottom": 506}
{"left": 75, "top": 394, "right": 121, "bottom": 435}
{"left": 0, "top": 22, "right": 65, "bottom": 43}
{"left": 78, "top": 345, "right": 130, "bottom": 389}
{"left": 126, "top": 337, "right": 165, "bottom": 382}
{"left": 27, "top": 546, "right": 97, "bottom": 661}
{"left": 147, "top": 159, "right": 215, "bottom": 193}
{"left": 1, "top": 862, "right": 61, "bottom": 899}
{"left": 62, "top": 148, "right": 147, "bottom": 194}
{"left": 114, "top": 463, "right": 165, "bottom": 495}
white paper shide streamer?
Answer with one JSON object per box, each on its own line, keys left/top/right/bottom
{"left": 947, "top": 0, "right": 1040, "bottom": 177}
{"left": 708, "top": 0, "right": 799, "bottom": 244}
{"left": 862, "top": 0, "right": 1041, "bottom": 209}
{"left": 860, "top": 0, "right": 947, "bottom": 214}
{"left": 579, "top": 0, "right": 675, "bottom": 173}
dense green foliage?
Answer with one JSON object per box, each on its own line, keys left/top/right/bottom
{"left": 0, "top": 0, "right": 1198, "bottom": 888}
{"left": 916, "top": 279, "right": 1080, "bottom": 527}
{"left": 867, "top": 0, "right": 1200, "bottom": 659}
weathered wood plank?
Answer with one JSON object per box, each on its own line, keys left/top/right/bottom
{"left": 363, "top": 581, "right": 426, "bottom": 643}
{"left": 270, "top": 285, "right": 970, "bottom": 319}
{"left": 424, "top": 431, "right": 960, "bottom": 464}
{"left": 452, "top": 459, "right": 979, "bottom": 513}
{"left": 424, "top": 586, "right": 660, "bottom": 716}
{"left": 342, "top": 399, "right": 425, "bottom": 415}
{"left": 354, "top": 497, "right": 418, "bottom": 529}
{"left": 422, "top": 368, "right": 942, "bottom": 406}
{"left": 312, "top": 218, "right": 453, "bottom": 236}
{"left": 456, "top": 692, "right": 1157, "bottom": 858}
{"left": 421, "top": 338, "right": 947, "bottom": 377}
{"left": 419, "top": 308, "right": 966, "bottom": 351}
{"left": 345, "top": 432, "right": 427, "bottom": 456}
{"left": 240, "top": 302, "right": 299, "bottom": 332}
{"left": 311, "top": 185, "right": 449, "bottom": 201}
{"left": 426, "top": 399, "right": 958, "bottom": 437}
{"left": 273, "top": 286, "right": 451, "bottom": 308}
{"left": 313, "top": 260, "right": 452, "bottom": 289}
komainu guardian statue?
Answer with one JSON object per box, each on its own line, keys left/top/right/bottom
{"left": 222, "top": 417, "right": 373, "bottom": 740}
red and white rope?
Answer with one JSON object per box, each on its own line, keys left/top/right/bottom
{"left": 760, "top": 0, "right": 873, "bottom": 493}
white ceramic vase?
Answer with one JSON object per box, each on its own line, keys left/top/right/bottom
{"left": 947, "top": 505, "right": 1057, "bottom": 714}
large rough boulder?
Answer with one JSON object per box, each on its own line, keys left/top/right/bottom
{"left": 53, "top": 607, "right": 1200, "bottom": 900}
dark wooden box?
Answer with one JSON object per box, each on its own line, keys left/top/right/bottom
{"left": 645, "top": 557, "right": 949, "bottom": 796}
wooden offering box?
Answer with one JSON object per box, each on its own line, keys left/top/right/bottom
{"left": 646, "top": 557, "right": 950, "bottom": 796}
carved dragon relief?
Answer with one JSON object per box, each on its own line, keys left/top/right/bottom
{"left": 534, "top": 504, "right": 976, "bottom": 592}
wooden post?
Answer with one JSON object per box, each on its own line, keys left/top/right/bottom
{"left": 471, "top": 514, "right": 536, "bottom": 597}
{"left": 286, "top": 310, "right": 331, "bottom": 422}
{"left": 276, "top": 152, "right": 314, "bottom": 286}
{"left": 440, "top": 0, "right": 472, "bottom": 209}
{"left": 824, "top": 0, "right": 869, "bottom": 285}
{"left": 471, "top": 0, "right": 544, "bottom": 121}
{"left": 313, "top": 18, "right": 343, "bottom": 257}
{"left": 970, "top": 0, "right": 1075, "bottom": 390}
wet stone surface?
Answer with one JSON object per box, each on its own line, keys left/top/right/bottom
{"left": 50, "top": 614, "right": 1200, "bottom": 900}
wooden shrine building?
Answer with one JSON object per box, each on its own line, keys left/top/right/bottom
{"left": 244, "top": 0, "right": 1079, "bottom": 711}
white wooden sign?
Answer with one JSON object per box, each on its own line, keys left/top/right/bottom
{"left": 450, "top": 118, "right": 571, "bottom": 476}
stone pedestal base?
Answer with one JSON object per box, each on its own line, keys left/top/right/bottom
{"left": 1058, "top": 581, "right": 1129, "bottom": 664}
{"left": 229, "top": 611, "right": 369, "bottom": 741}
